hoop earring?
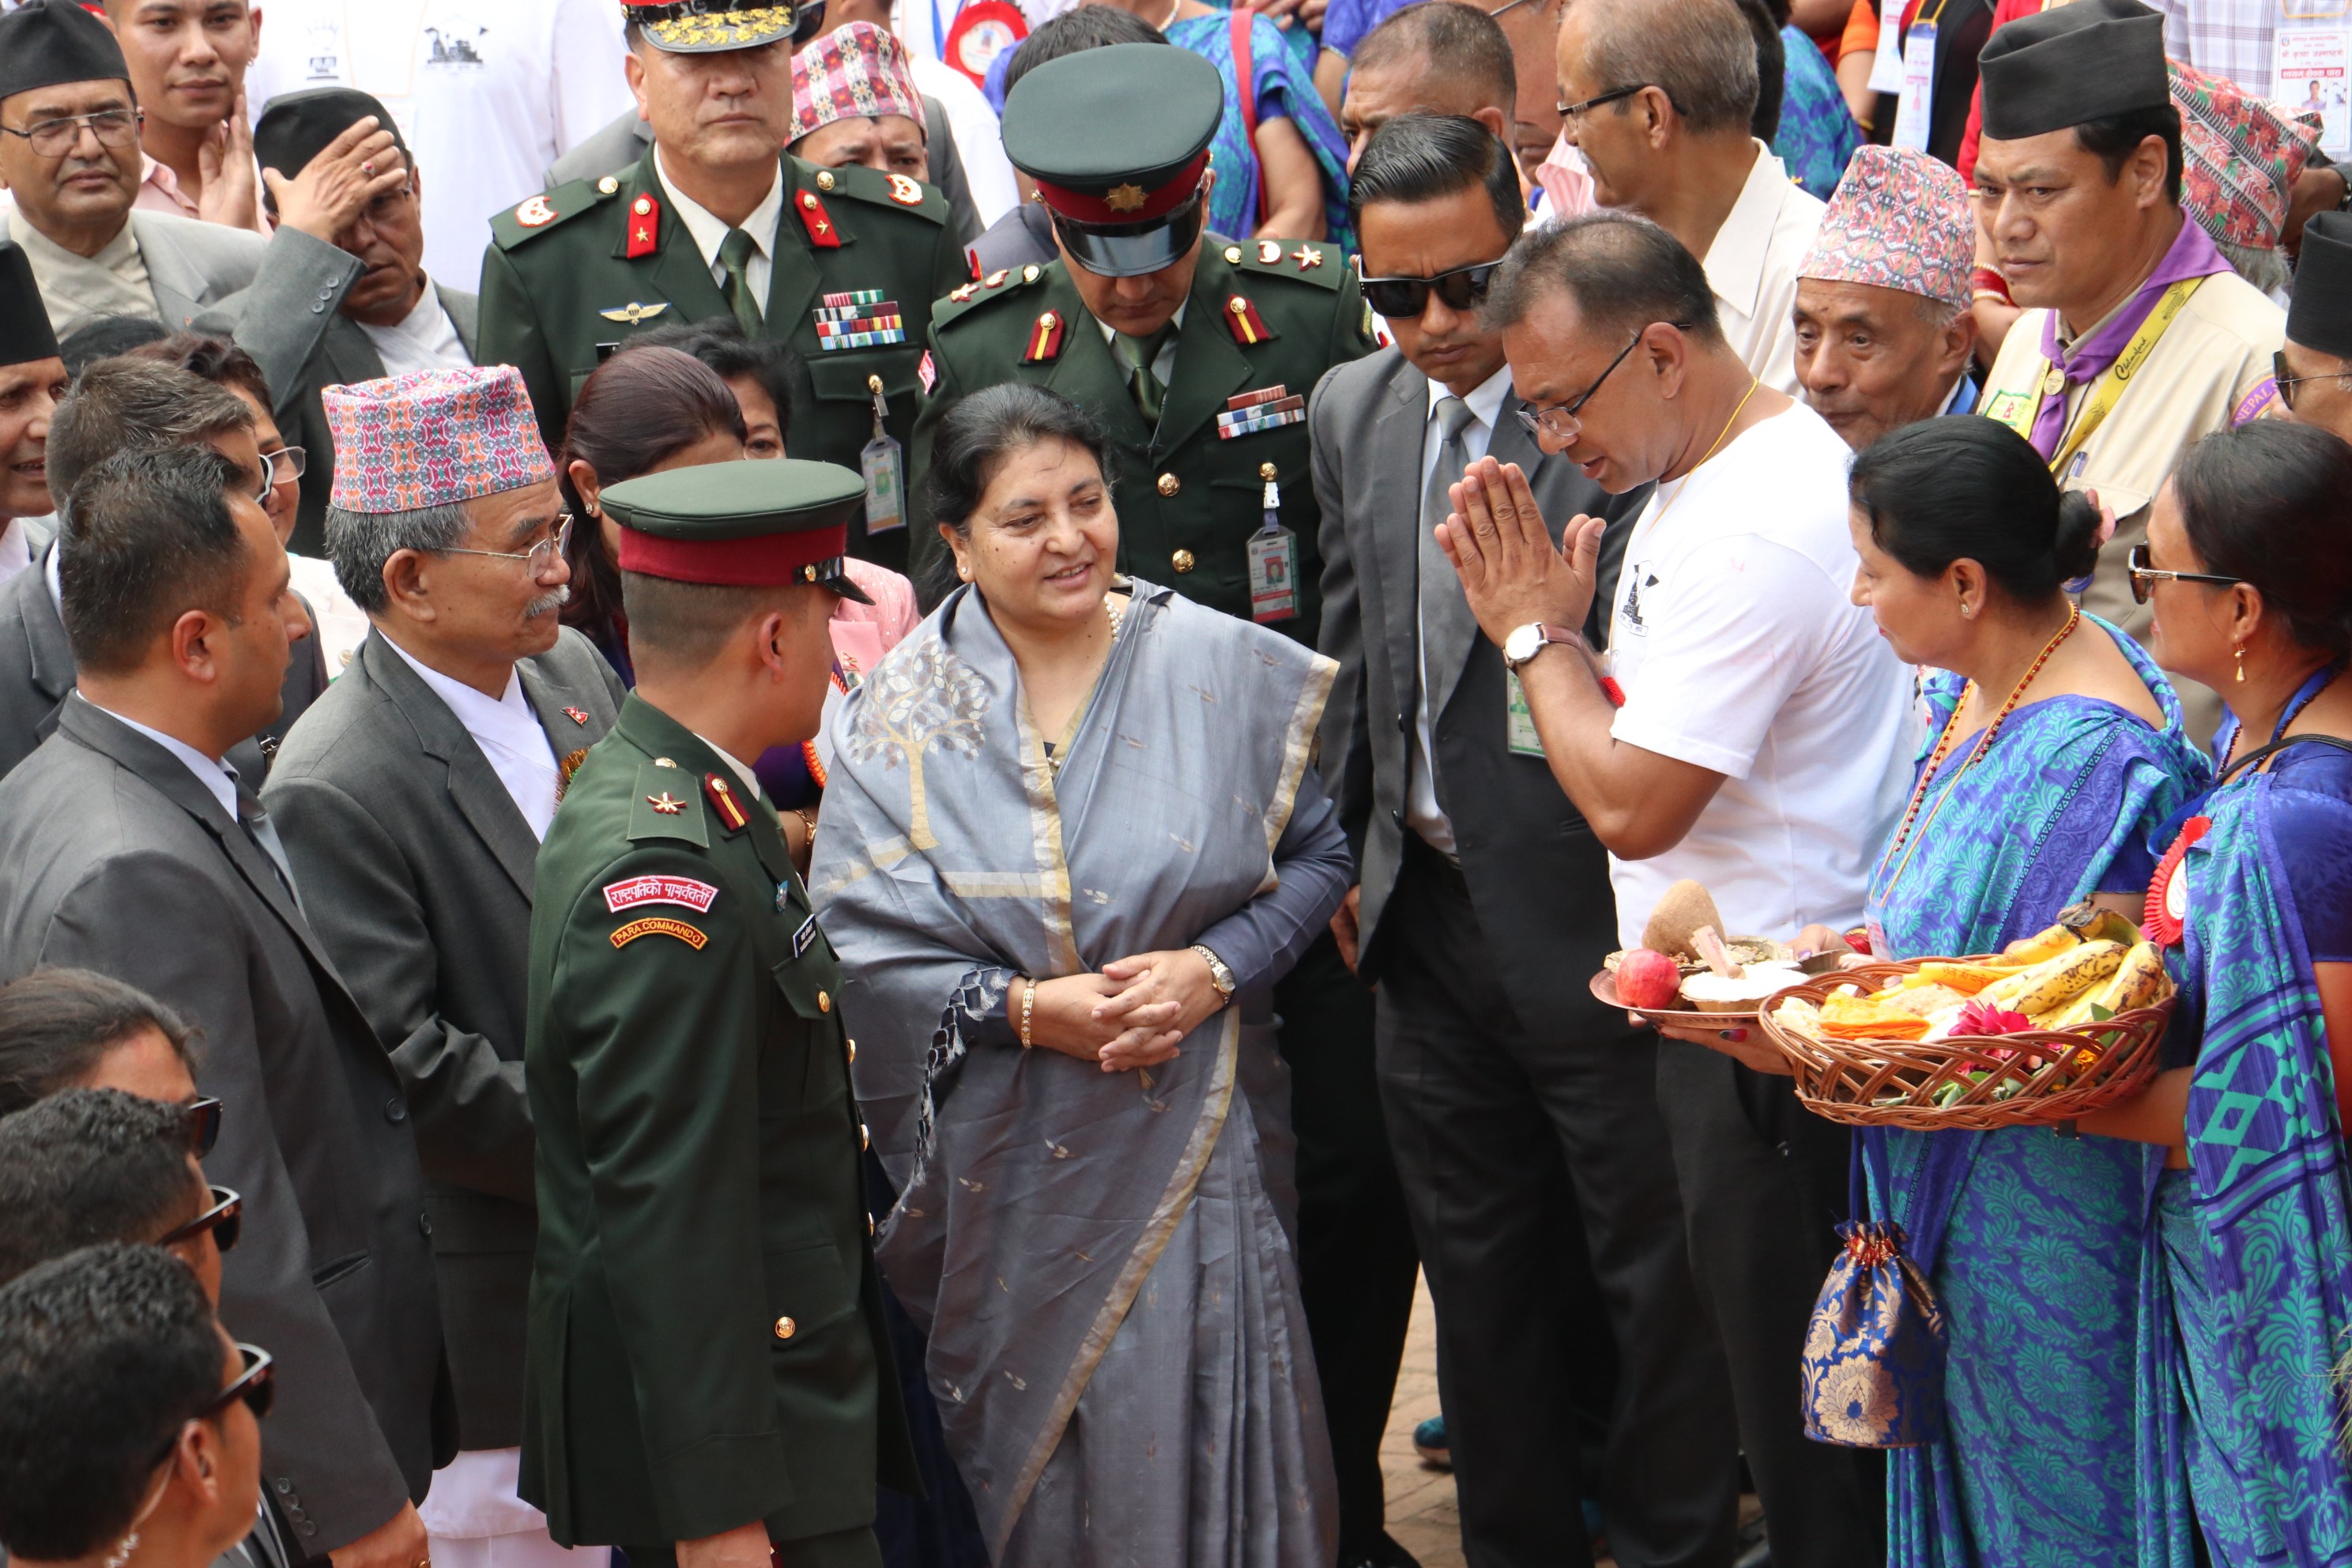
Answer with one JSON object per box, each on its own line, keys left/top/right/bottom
{"left": 2235, "top": 643, "right": 2246, "bottom": 684}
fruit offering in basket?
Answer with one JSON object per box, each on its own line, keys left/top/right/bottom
{"left": 1602, "top": 880, "right": 1811, "bottom": 1016}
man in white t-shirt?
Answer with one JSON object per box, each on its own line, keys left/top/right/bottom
{"left": 1441, "top": 209, "right": 1908, "bottom": 1568}
{"left": 244, "top": 0, "right": 636, "bottom": 292}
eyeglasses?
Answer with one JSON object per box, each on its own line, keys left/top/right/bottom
{"left": 1359, "top": 261, "right": 1503, "bottom": 320}
{"left": 262, "top": 447, "right": 307, "bottom": 490}
{"left": 148, "top": 1344, "right": 274, "bottom": 1468}
{"left": 183, "top": 1096, "right": 221, "bottom": 1158}
{"left": 2127, "top": 542, "right": 2245, "bottom": 605}
{"left": 158, "top": 1185, "right": 242, "bottom": 1256}
{"left": 1514, "top": 324, "right": 1683, "bottom": 441}
{"left": 2271, "top": 349, "right": 2349, "bottom": 412}
{"left": 0, "top": 107, "right": 144, "bottom": 159}
{"left": 1558, "top": 84, "right": 1666, "bottom": 120}
{"left": 442, "top": 515, "right": 573, "bottom": 579}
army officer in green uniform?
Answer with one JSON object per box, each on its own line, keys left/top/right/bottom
{"left": 908, "top": 43, "right": 1376, "bottom": 641}
{"left": 477, "top": 0, "right": 967, "bottom": 573}
{"left": 519, "top": 459, "right": 917, "bottom": 1568}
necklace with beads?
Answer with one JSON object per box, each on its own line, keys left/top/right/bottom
{"left": 1871, "top": 604, "right": 2082, "bottom": 901}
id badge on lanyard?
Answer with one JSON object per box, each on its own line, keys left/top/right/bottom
{"left": 1866, "top": 0, "right": 1909, "bottom": 93}
{"left": 1891, "top": 19, "right": 1938, "bottom": 152}
{"left": 1246, "top": 476, "right": 1298, "bottom": 624}
{"left": 861, "top": 376, "right": 906, "bottom": 533}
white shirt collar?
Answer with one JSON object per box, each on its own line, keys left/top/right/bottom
{"left": 1426, "top": 361, "right": 1514, "bottom": 430}
{"left": 1702, "top": 140, "right": 1795, "bottom": 322}
{"left": 0, "top": 518, "right": 28, "bottom": 586}
{"left": 381, "top": 635, "right": 560, "bottom": 839}
{"left": 698, "top": 735, "right": 763, "bottom": 798}
{"left": 657, "top": 148, "right": 784, "bottom": 267}
{"left": 356, "top": 278, "right": 471, "bottom": 376}
{"left": 44, "top": 535, "right": 61, "bottom": 612}
{"left": 85, "top": 699, "right": 239, "bottom": 820}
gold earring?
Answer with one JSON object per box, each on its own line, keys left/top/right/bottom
{"left": 2235, "top": 643, "right": 2246, "bottom": 683}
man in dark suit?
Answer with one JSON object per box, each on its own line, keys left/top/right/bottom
{"left": 0, "top": 442, "right": 445, "bottom": 1568}
{"left": 266, "top": 365, "right": 626, "bottom": 1568}
{"left": 1313, "top": 115, "right": 1740, "bottom": 1568}
{"left": 0, "top": 359, "right": 323, "bottom": 778}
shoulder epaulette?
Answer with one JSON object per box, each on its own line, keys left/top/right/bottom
{"left": 934, "top": 261, "right": 1051, "bottom": 328}
{"left": 1224, "top": 237, "right": 1348, "bottom": 291}
{"left": 796, "top": 157, "right": 950, "bottom": 225}
{"left": 627, "top": 762, "right": 710, "bottom": 847}
{"left": 489, "top": 177, "right": 619, "bottom": 251}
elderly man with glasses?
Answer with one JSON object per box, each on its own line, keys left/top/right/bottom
{"left": 263, "top": 365, "right": 624, "bottom": 1568}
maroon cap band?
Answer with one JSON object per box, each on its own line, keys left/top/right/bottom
{"left": 1030, "top": 150, "right": 1210, "bottom": 226}
{"left": 616, "top": 522, "right": 850, "bottom": 585}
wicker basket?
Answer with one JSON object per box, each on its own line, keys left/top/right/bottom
{"left": 1757, "top": 960, "right": 2173, "bottom": 1130}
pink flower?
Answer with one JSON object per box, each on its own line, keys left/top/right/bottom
{"left": 1956, "top": 999, "right": 2034, "bottom": 1037}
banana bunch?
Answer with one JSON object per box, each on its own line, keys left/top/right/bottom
{"left": 2041, "top": 942, "right": 2170, "bottom": 1029}
{"left": 1978, "top": 940, "right": 2129, "bottom": 1016}
{"left": 1998, "top": 901, "right": 2144, "bottom": 965}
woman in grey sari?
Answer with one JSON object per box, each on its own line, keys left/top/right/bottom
{"left": 810, "top": 385, "right": 1348, "bottom": 1567}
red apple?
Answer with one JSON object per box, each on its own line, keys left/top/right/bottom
{"left": 1617, "top": 948, "right": 1683, "bottom": 1011}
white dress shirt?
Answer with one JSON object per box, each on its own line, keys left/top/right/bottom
{"left": 357, "top": 281, "right": 473, "bottom": 377}
{"left": 699, "top": 736, "right": 763, "bottom": 799}
{"left": 0, "top": 519, "right": 29, "bottom": 587}
{"left": 1407, "top": 363, "right": 1510, "bottom": 854}
{"left": 660, "top": 149, "right": 786, "bottom": 313}
{"left": 1702, "top": 142, "right": 1826, "bottom": 398}
{"left": 85, "top": 699, "right": 241, "bottom": 820}
{"left": 385, "top": 638, "right": 561, "bottom": 839}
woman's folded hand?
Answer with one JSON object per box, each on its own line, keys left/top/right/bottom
{"left": 1025, "top": 973, "right": 1185, "bottom": 1072}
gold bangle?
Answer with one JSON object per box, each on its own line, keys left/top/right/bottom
{"left": 1018, "top": 978, "right": 1035, "bottom": 1048}
{"left": 791, "top": 806, "right": 818, "bottom": 842}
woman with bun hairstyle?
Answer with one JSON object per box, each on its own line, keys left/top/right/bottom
{"left": 2077, "top": 420, "right": 2352, "bottom": 1566}
{"left": 1840, "top": 416, "right": 2209, "bottom": 1565}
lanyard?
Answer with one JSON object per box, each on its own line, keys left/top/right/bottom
{"left": 1992, "top": 277, "right": 2206, "bottom": 473}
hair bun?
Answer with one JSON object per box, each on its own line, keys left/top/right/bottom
{"left": 2050, "top": 492, "right": 2104, "bottom": 584}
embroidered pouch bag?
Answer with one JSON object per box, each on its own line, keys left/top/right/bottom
{"left": 1800, "top": 1219, "right": 1949, "bottom": 1448}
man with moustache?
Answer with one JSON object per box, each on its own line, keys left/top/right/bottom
{"left": 98, "top": 0, "right": 269, "bottom": 233}
{"left": 265, "top": 367, "right": 622, "bottom": 1568}
{"left": 1314, "top": 114, "right": 1736, "bottom": 1568}
{"left": 2275, "top": 210, "right": 2352, "bottom": 443}
{"left": 0, "top": 247, "right": 69, "bottom": 587}
{"left": 1336, "top": 3, "right": 1519, "bottom": 174}
{"left": 1792, "top": 144, "right": 1980, "bottom": 450}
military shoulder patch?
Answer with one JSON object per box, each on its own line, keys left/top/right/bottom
{"left": 610, "top": 916, "right": 709, "bottom": 951}
{"left": 489, "top": 176, "right": 618, "bottom": 251}
{"left": 627, "top": 763, "right": 710, "bottom": 846}
{"left": 1231, "top": 237, "right": 1347, "bottom": 290}
{"left": 797, "top": 156, "right": 949, "bottom": 224}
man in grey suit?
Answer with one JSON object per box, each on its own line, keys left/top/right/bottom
{"left": 0, "top": 244, "right": 66, "bottom": 587}
{"left": 0, "top": 443, "right": 444, "bottom": 1568}
{"left": 266, "top": 364, "right": 624, "bottom": 1568}
{"left": 1313, "top": 116, "right": 1740, "bottom": 1568}
{"left": 198, "top": 89, "right": 480, "bottom": 556}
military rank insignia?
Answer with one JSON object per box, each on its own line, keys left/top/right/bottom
{"left": 1023, "top": 309, "right": 1065, "bottom": 364}
{"left": 795, "top": 189, "right": 842, "bottom": 249}
{"left": 703, "top": 771, "right": 750, "bottom": 831}
{"left": 812, "top": 291, "right": 905, "bottom": 350}
{"left": 1216, "top": 384, "right": 1304, "bottom": 439}
{"left": 515, "top": 194, "right": 558, "bottom": 228}
{"left": 887, "top": 172, "right": 925, "bottom": 205}
{"left": 1223, "top": 295, "right": 1275, "bottom": 346}
{"left": 626, "top": 194, "right": 660, "bottom": 259}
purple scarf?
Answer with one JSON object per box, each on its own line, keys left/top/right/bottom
{"left": 2028, "top": 216, "right": 2232, "bottom": 460}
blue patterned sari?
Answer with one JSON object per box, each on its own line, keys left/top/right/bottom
{"left": 1165, "top": 10, "right": 1353, "bottom": 252}
{"left": 1865, "top": 618, "right": 2209, "bottom": 1566}
{"left": 2141, "top": 669, "right": 2352, "bottom": 1568}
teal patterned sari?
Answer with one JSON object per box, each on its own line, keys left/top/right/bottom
{"left": 1864, "top": 618, "right": 2209, "bottom": 1566}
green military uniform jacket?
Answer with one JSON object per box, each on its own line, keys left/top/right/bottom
{"left": 518, "top": 694, "right": 916, "bottom": 1547}
{"left": 909, "top": 237, "right": 1375, "bottom": 642}
{"left": 479, "top": 150, "right": 967, "bottom": 574}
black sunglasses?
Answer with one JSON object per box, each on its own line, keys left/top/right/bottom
{"left": 1359, "top": 261, "right": 1502, "bottom": 321}
{"left": 2127, "top": 542, "right": 2245, "bottom": 605}
{"left": 2271, "top": 349, "right": 2347, "bottom": 413}
{"left": 183, "top": 1097, "right": 221, "bottom": 1159}
{"left": 158, "top": 1185, "right": 241, "bottom": 1256}
{"left": 150, "top": 1344, "right": 274, "bottom": 1466}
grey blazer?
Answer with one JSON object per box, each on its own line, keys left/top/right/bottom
{"left": 0, "top": 207, "right": 267, "bottom": 331}
{"left": 0, "top": 695, "right": 447, "bottom": 1550}
{"left": 264, "top": 627, "right": 624, "bottom": 1449}
{"left": 1310, "top": 348, "right": 1649, "bottom": 1033}
{"left": 0, "top": 544, "right": 329, "bottom": 782}
{"left": 194, "top": 228, "right": 481, "bottom": 556}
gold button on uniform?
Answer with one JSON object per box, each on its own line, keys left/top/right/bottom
{"left": 774, "top": 1316, "right": 797, "bottom": 1340}
{"left": 597, "top": 175, "right": 620, "bottom": 195}
{"left": 817, "top": 990, "right": 832, "bottom": 1013}
{"left": 1155, "top": 473, "right": 1180, "bottom": 497}
{"left": 816, "top": 170, "right": 836, "bottom": 191}
{"left": 1223, "top": 245, "right": 1242, "bottom": 263}
{"left": 1171, "top": 549, "right": 1196, "bottom": 573}
{"left": 1258, "top": 462, "right": 1278, "bottom": 481}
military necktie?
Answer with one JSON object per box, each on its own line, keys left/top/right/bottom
{"left": 1114, "top": 326, "right": 1174, "bottom": 424}
{"left": 718, "top": 228, "right": 764, "bottom": 338}
{"left": 1418, "top": 395, "right": 1482, "bottom": 708}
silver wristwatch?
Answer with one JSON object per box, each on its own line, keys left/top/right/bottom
{"left": 1502, "top": 621, "right": 1581, "bottom": 672}
{"left": 1189, "top": 944, "right": 1237, "bottom": 1006}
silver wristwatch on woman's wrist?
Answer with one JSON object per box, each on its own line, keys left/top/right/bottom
{"left": 1189, "top": 944, "right": 1236, "bottom": 1006}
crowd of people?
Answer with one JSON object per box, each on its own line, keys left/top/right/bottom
{"left": 0, "top": 0, "right": 2348, "bottom": 1565}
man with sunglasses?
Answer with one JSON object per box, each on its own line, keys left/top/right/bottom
{"left": 479, "top": 0, "right": 965, "bottom": 576}
{"left": 263, "top": 366, "right": 624, "bottom": 1568}
{"left": 2274, "top": 211, "right": 2352, "bottom": 447}
{"left": 0, "top": 1087, "right": 233, "bottom": 1298}
{"left": 1314, "top": 114, "right": 1734, "bottom": 1568}
{"left": 0, "top": 1244, "right": 272, "bottom": 1568}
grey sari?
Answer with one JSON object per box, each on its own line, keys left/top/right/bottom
{"left": 810, "top": 579, "right": 1340, "bottom": 1566}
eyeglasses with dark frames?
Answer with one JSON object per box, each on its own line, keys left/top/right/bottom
{"left": 1, "top": 107, "right": 144, "bottom": 159}
{"left": 1515, "top": 323, "right": 1687, "bottom": 442}
{"left": 2271, "top": 349, "right": 2350, "bottom": 413}
{"left": 158, "top": 1185, "right": 242, "bottom": 1256}
{"left": 1557, "top": 83, "right": 1672, "bottom": 120}
{"left": 1359, "top": 260, "right": 1504, "bottom": 320}
{"left": 183, "top": 1096, "right": 221, "bottom": 1158}
{"left": 151, "top": 1344, "right": 274, "bottom": 1467}
{"left": 441, "top": 515, "right": 573, "bottom": 579}
{"left": 2127, "top": 542, "right": 2245, "bottom": 605}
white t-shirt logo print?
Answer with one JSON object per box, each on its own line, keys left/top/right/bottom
{"left": 1619, "top": 564, "right": 1656, "bottom": 637}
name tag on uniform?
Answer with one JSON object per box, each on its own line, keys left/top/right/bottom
{"left": 1247, "top": 526, "right": 1298, "bottom": 622}
{"left": 1506, "top": 669, "right": 1547, "bottom": 757}
{"left": 793, "top": 914, "right": 818, "bottom": 956}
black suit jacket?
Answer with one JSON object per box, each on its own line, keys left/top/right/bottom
{"left": 266, "top": 628, "right": 625, "bottom": 1449}
{"left": 1310, "top": 348, "right": 1649, "bottom": 1035}
{"left": 0, "top": 696, "right": 448, "bottom": 1551}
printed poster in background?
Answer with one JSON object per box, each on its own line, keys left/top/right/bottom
{"left": 2277, "top": 24, "right": 2352, "bottom": 159}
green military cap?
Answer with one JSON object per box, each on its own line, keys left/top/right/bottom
{"left": 602, "top": 459, "right": 875, "bottom": 601}
{"left": 1002, "top": 43, "right": 1225, "bottom": 277}
{"left": 617, "top": 0, "right": 822, "bottom": 54}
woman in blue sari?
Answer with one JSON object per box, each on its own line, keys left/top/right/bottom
{"left": 1163, "top": 1, "right": 1353, "bottom": 248}
{"left": 2078, "top": 420, "right": 2352, "bottom": 1566}
{"left": 1844, "top": 419, "right": 2209, "bottom": 1565}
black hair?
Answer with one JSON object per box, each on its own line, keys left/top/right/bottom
{"left": 1730, "top": 0, "right": 1785, "bottom": 142}
{"left": 922, "top": 384, "right": 1111, "bottom": 604}
{"left": 60, "top": 445, "right": 251, "bottom": 677}
{"left": 628, "top": 319, "right": 803, "bottom": 454}
{"left": 1004, "top": 6, "right": 1167, "bottom": 95}
{"left": 0, "top": 1090, "right": 204, "bottom": 1288}
{"left": 126, "top": 333, "right": 277, "bottom": 412}
{"left": 2075, "top": 104, "right": 2185, "bottom": 205}
{"left": 55, "top": 315, "right": 170, "bottom": 379}
{"left": 1351, "top": 2, "right": 1517, "bottom": 119}
{"left": 0, "top": 1244, "right": 224, "bottom": 1562}
{"left": 46, "top": 359, "right": 252, "bottom": 514}
{"left": 2171, "top": 420, "right": 2352, "bottom": 659}
{"left": 0, "top": 969, "right": 195, "bottom": 1119}
{"left": 1483, "top": 210, "right": 1724, "bottom": 343}
{"left": 1348, "top": 113, "right": 1525, "bottom": 249}
{"left": 1849, "top": 418, "right": 2101, "bottom": 603}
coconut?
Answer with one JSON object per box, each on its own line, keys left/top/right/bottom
{"left": 1642, "top": 880, "right": 1725, "bottom": 959}
{"left": 1679, "top": 962, "right": 1805, "bottom": 1013}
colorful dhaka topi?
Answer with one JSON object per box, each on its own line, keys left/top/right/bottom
{"left": 322, "top": 366, "right": 553, "bottom": 513}
{"left": 2171, "top": 58, "right": 2323, "bottom": 254}
{"left": 791, "top": 21, "right": 925, "bottom": 142}
{"left": 1797, "top": 144, "right": 1974, "bottom": 311}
